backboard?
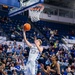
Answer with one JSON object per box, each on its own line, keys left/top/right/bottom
{"left": 9, "top": 0, "right": 44, "bottom": 17}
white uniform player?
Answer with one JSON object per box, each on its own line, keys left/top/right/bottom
{"left": 23, "top": 30, "right": 43, "bottom": 75}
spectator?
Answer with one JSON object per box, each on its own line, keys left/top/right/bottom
{"left": 0, "top": 61, "right": 6, "bottom": 75}
{"left": 20, "top": 62, "right": 26, "bottom": 70}
{"left": 70, "top": 63, "right": 75, "bottom": 71}
{"left": 7, "top": 46, "right": 12, "bottom": 53}
{"left": 10, "top": 63, "right": 16, "bottom": 71}
{"left": 11, "top": 33, "right": 16, "bottom": 40}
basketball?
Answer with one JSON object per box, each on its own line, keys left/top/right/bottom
{"left": 24, "top": 23, "right": 31, "bottom": 31}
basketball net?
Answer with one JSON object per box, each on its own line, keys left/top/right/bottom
{"left": 29, "top": 4, "right": 44, "bottom": 22}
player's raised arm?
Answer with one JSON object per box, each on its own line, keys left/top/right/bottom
{"left": 34, "top": 39, "right": 43, "bottom": 53}
{"left": 23, "top": 30, "right": 32, "bottom": 48}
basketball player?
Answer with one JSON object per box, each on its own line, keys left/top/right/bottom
{"left": 41, "top": 55, "right": 60, "bottom": 75}
{"left": 23, "top": 30, "right": 43, "bottom": 75}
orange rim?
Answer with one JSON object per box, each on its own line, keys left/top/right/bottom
{"left": 30, "top": 4, "right": 44, "bottom": 11}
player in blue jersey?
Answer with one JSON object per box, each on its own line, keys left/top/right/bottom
{"left": 23, "top": 30, "right": 43, "bottom": 75}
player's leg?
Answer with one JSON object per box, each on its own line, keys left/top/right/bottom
{"left": 24, "top": 62, "right": 32, "bottom": 75}
{"left": 30, "top": 61, "right": 35, "bottom": 75}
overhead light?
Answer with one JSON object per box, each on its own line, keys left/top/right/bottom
{"left": 2, "top": 5, "right": 8, "bottom": 8}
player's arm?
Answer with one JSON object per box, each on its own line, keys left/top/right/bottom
{"left": 34, "top": 40, "right": 43, "bottom": 53}
{"left": 49, "top": 68, "right": 56, "bottom": 73}
{"left": 23, "top": 30, "right": 32, "bottom": 48}
{"left": 56, "top": 63, "right": 60, "bottom": 75}
{"left": 41, "top": 64, "right": 50, "bottom": 74}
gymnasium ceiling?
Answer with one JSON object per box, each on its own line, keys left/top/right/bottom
{"left": 44, "top": 0, "right": 75, "bottom": 9}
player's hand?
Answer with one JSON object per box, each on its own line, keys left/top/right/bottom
{"left": 41, "top": 64, "right": 44, "bottom": 69}
{"left": 34, "top": 40, "right": 39, "bottom": 46}
{"left": 22, "top": 28, "right": 25, "bottom": 32}
{"left": 22, "top": 26, "right": 26, "bottom": 32}
{"left": 34, "top": 40, "right": 37, "bottom": 44}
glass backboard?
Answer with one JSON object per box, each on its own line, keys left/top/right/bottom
{"left": 9, "top": 0, "right": 44, "bottom": 17}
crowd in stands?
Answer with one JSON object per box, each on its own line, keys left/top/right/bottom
{"left": 0, "top": 38, "right": 75, "bottom": 75}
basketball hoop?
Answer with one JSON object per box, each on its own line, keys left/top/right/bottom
{"left": 29, "top": 4, "right": 44, "bottom": 22}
